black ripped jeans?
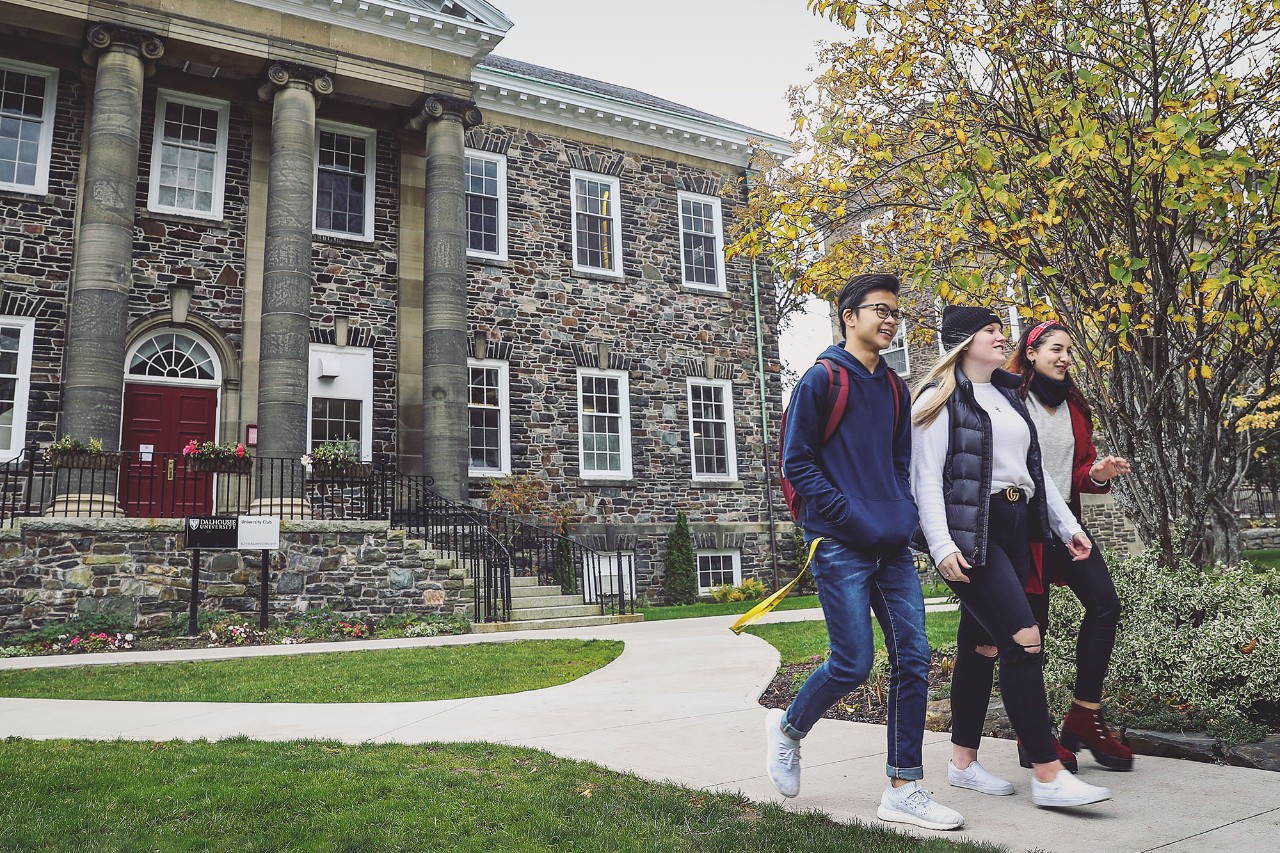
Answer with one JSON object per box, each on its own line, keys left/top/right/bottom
{"left": 1027, "top": 532, "right": 1120, "bottom": 705}
{"left": 944, "top": 495, "right": 1059, "bottom": 765}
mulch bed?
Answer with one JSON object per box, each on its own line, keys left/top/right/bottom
{"left": 758, "top": 652, "right": 955, "bottom": 728}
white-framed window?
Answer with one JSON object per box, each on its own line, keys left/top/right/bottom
{"left": 883, "top": 320, "right": 911, "bottom": 377}
{"left": 314, "top": 121, "right": 375, "bottom": 241}
{"left": 468, "top": 358, "right": 510, "bottom": 476}
{"left": 678, "top": 192, "right": 725, "bottom": 290}
{"left": 465, "top": 149, "right": 507, "bottom": 260}
{"left": 687, "top": 378, "right": 737, "bottom": 481}
{"left": 307, "top": 344, "right": 373, "bottom": 460}
{"left": 697, "top": 549, "right": 742, "bottom": 594}
{"left": 576, "top": 367, "right": 632, "bottom": 479}
{"left": 126, "top": 330, "right": 221, "bottom": 385}
{"left": 0, "top": 316, "right": 35, "bottom": 461}
{"left": 147, "top": 90, "right": 229, "bottom": 219}
{"left": 570, "top": 170, "right": 622, "bottom": 276}
{"left": 1006, "top": 305, "right": 1024, "bottom": 346}
{"left": 0, "top": 59, "right": 58, "bottom": 196}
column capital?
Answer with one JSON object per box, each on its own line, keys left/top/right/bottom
{"left": 83, "top": 23, "right": 164, "bottom": 68}
{"left": 406, "top": 94, "right": 483, "bottom": 132}
{"left": 257, "top": 62, "right": 335, "bottom": 103}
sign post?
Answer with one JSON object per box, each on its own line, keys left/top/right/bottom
{"left": 184, "top": 516, "right": 282, "bottom": 634}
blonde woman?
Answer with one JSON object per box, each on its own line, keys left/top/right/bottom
{"left": 910, "top": 305, "right": 1110, "bottom": 808}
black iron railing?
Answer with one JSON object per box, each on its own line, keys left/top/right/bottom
{"left": 390, "top": 474, "right": 636, "bottom": 623}
{"left": 0, "top": 443, "right": 637, "bottom": 623}
{"left": 0, "top": 444, "right": 406, "bottom": 522}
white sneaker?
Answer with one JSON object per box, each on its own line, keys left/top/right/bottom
{"left": 763, "top": 708, "right": 801, "bottom": 798}
{"left": 1031, "top": 769, "right": 1112, "bottom": 808}
{"left": 877, "top": 781, "right": 965, "bottom": 830}
{"left": 948, "top": 759, "right": 1015, "bottom": 796}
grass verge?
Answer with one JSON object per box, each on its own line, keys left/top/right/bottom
{"left": 0, "top": 739, "right": 1006, "bottom": 853}
{"left": 1244, "top": 548, "right": 1280, "bottom": 571}
{"left": 638, "top": 594, "right": 820, "bottom": 621}
{"left": 0, "top": 639, "right": 621, "bottom": 703}
{"left": 745, "top": 610, "right": 962, "bottom": 665}
{"left": 639, "top": 584, "right": 952, "bottom": 623}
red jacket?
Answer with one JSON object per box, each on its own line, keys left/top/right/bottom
{"left": 1026, "top": 397, "right": 1111, "bottom": 594}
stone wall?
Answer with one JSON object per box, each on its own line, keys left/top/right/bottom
{"left": 464, "top": 123, "right": 787, "bottom": 598}
{"left": 1242, "top": 527, "right": 1280, "bottom": 551}
{"left": 0, "top": 518, "right": 465, "bottom": 638}
{"left": 1079, "top": 492, "right": 1145, "bottom": 556}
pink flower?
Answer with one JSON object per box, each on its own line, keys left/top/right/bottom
{"left": 235, "top": 444, "right": 246, "bottom": 458}
{"left": 182, "top": 439, "right": 198, "bottom": 456}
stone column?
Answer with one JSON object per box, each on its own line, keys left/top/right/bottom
{"left": 62, "top": 25, "right": 163, "bottom": 447}
{"left": 408, "top": 96, "right": 481, "bottom": 501}
{"left": 52, "top": 25, "right": 163, "bottom": 518}
{"left": 253, "top": 64, "right": 332, "bottom": 513}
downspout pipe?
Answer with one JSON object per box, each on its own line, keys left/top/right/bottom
{"left": 745, "top": 165, "right": 780, "bottom": 591}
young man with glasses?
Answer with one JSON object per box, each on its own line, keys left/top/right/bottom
{"left": 768, "top": 273, "right": 964, "bottom": 831}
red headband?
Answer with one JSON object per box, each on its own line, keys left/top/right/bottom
{"left": 1026, "top": 320, "right": 1059, "bottom": 348}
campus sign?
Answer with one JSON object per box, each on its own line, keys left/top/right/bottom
{"left": 184, "top": 516, "right": 280, "bottom": 550}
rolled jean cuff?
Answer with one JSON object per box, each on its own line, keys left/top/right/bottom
{"left": 887, "top": 764, "right": 924, "bottom": 781}
{"left": 780, "top": 712, "right": 807, "bottom": 741}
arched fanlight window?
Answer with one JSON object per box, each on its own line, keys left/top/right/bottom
{"left": 127, "top": 332, "right": 217, "bottom": 381}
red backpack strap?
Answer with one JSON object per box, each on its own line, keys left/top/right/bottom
{"left": 888, "top": 369, "right": 903, "bottom": 434}
{"left": 818, "top": 359, "right": 850, "bottom": 443}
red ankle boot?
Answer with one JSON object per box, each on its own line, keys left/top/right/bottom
{"left": 1017, "top": 736, "right": 1078, "bottom": 772}
{"left": 1059, "top": 704, "right": 1134, "bottom": 771}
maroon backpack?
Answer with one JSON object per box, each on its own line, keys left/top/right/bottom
{"left": 779, "top": 358, "right": 905, "bottom": 523}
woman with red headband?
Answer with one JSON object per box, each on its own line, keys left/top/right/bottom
{"left": 1008, "top": 320, "right": 1135, "bottom": 772}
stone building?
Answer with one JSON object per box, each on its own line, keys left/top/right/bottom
{"left": 0, "top": 0, "right": 791, "bottom": 602}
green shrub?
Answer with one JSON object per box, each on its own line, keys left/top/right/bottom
{"left": 663, "top": 512, "right": 698, "bottom": 605}
{"left": 1044, "top": 547, "right": 1280, "bottom": 743}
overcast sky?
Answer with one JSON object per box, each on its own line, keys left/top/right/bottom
{"left": 489, "top": 0, "right": 844, "bottom": 382}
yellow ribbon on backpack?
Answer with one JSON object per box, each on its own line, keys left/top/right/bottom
{"left": 729, "top": 537, "right": 822, "bottom": 635}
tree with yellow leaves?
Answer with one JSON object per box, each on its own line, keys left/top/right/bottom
{"left": 733, "top": 0, "right": 1280, "bottom": 566}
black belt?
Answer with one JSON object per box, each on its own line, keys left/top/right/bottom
{"left": 994, "top": 486, "right": 1026, "bottom": 503}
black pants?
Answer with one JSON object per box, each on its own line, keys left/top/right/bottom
{"left": 1027, "top": 532, "right": 1120, "bottom": 705}
{"left": 945, "top": 495, "right": 1058, "bottom": 765}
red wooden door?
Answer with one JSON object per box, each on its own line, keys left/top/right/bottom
{"left": 121, "top": 384, "right": 218, "bottom": 517}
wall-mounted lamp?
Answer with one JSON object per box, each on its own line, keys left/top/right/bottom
{"left": 334, "top": 314, "right": 349, "bottom": 348}
{"left": 169, "top": 281, "right": 195, "bottom": 325}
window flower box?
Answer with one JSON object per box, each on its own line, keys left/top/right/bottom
{"left": 182, "top": 439, "right": 252, "bottom": 474}
{"left": 45, "top": 437, "right": 119, "bottom": 470}
{"left": 187, "top": 455, "right": 253, "bottom": 474}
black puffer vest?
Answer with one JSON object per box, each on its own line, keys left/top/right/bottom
{"left": 919, "top": 367, "right": 1053, "bottom": 566}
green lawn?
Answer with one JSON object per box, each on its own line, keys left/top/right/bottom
{"left": 745, "top": 610, "right": 962, "bottom": 665}
{"left": 0, "top": 639, "right": 620, "bottom": 703}
{"left": 1244, "top": 548, "right": 1280, "bottom": 571}
{"left": 638, "top": 593, "right": 821, "bottom": 621}
{"left": 0, "top": 739, "right": 1006, "bottom": 853}
{"left": 639, "top": 584, "right": 952, "bottom": 622}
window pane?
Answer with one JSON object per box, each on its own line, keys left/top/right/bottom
{"left": 0, "top": 67, "right": 47, "bottom": 190}
{"left": 465, "top": 155, "right": 502, "bottom": 254}
{"left": 310, "top": 398, "right": 362, "bottom": 449}
{"left": 155, "top": 97, "right": 221, "bottom": 214}
{"left": 690, "top": 382, "right": 733, "bottom": 477}
{"left": 574, "top": 177, "right": 616, "bottom": 271}
{"left": 316, "top": 129, "right": 370, "bottom": 236}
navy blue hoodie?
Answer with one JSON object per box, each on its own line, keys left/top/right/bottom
{"left": 782, "top": 344, "right": 917, "bottom": 553}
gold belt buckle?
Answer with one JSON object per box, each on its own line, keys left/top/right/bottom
{"left": 1005, "top": 486, "right": 1021, "bottom": 503}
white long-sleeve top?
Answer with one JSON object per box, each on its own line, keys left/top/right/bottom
{"left": 911, "top": 384, "right": 1084, "bottom": 565}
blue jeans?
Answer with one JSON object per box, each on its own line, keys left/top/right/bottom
{"left": 781, "top": 538, "right": 930, "bottom": 780}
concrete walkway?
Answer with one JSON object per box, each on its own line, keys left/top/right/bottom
{"left": 2, "top": 608, "right": 1277, "bottom": 853}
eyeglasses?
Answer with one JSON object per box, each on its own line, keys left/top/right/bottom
{"left": 854, "top": 303, "right": 903, "bottom": 322}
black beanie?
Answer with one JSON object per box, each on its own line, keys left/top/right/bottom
{"left": 940, "top": 305, "right": 1002, "bottom": 349}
